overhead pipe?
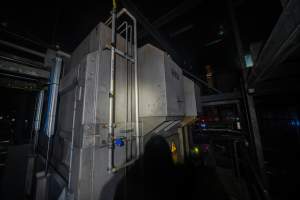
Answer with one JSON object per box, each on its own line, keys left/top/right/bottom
{"left": 0, "top": 39, "right": 46, "bottom": 58}
{"left": 0, "top": 54, "right": 45, "bottom": 69}
{"left": 0, "top": 72, "right": 43, "bottom": 82}
{"left": 0, "top": 39, "right": 71, "bottom": 60}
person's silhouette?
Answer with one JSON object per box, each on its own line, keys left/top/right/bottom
{"left": 109, "top": 134, "right": 229, "bottom": 200}
{"left": 113, "top": 135, "right": 176, "bottom": 200}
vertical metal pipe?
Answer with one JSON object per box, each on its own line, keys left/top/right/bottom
{"left": 33, "top": 90, "right": 44, "bottom": 151}
{"left": 124, "top": 22, "right": 129, "bottom": 161}
{"left": 34, "top": 90, "right": 45, "bottom": 132}
{"left": 108, "top": 9, "right": 117, "bottom": 172}
{"left": 129, "top": 25, "right": 133, "bottom": 159}
{"left": 133, "top": 18, "right": 140, "bottom": 157}
{"left": 45, "top": 57, "right": 62, "bottom": 137}
{"left": 45, "top": 57, "right": 62, "bottom": 172}
{"left": 233, "top": 141, "right": 241, "bottom": 178}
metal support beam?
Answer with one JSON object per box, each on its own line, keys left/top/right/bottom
{"left": 170, "top": 24, "right": 194, "bottom": 38}
{"left": 0, "top": 39, "right": 46, "bottom": 58}
{"left": 202, "top": 99, "right": 239, "bottom": 107}
{"left": 138, "top": 0, "right": 204, "bottom": 39}
{"left": 0, "top": 51, "right": 45, "bottom": 68}
{"left": 183, "top": 70, "right": 222, "bottom": 94}
{"left": 0, "top": 76, "right": 41, "bottom": 90}
{"left": 228, "top": 0, "right": 267, "bottom": 185}
{"left": 254, "top": 77, "right": 300, "bottom": 96}
{"left": 0, "top": 39, "right": 71, "bottom": 62}
{"left": 280, "top": 0, "right": 289, "bottom": 8}
{"left": 0, "top": 58, "right": 49, "bottom": 79}
{"left": 201, "top": 92, "right": 241, "bottom": 103}
{"left": 247, "top": 0, "right": 300, "bottom": 87}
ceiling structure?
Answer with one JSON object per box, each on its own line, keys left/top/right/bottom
{"left": 0, "top": 0, "right": 284, "bottom": 81}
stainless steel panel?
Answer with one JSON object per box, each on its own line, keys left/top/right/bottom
{"left": 183, "top": 76, "right": 197, "bottom": 116}
{"left": 55, "top": 22, "right": 136, "bottom": 200}
{"left": 56, "top": 24, "right": 188, "bottom": 200}
{"left": 138, "top": 44, "right": 185, "bottom": 118}
{"left": 138, "top": 44, "right": 184, "bottom": 138}
{"left": 138, "top": 44, "right": 167, "bottom": 117}
{"left": 164, "top": 53, "right": 185, "bottom": 116}
{"left": 57, "top": 89, "right": 75, "bottom": 140}
{"left": 194, "top": 82, "right": 202, "bottom": 114}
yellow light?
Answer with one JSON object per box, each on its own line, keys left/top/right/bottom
{"left": 191, "top": 146, "right": 200, "bottom": 155}
{"left": 171, "top": 142, "right": 177, "bottom": 153}
{"left": 194, "top": 147, "right": 199, "bottom": 154}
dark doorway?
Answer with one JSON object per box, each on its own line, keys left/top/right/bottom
{"left": 0, "top": 86, "right": 36, "bottom": 179}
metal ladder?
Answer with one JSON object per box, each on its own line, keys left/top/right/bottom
{"left": 105, "top": 8, "right": 140, "bottom": 173}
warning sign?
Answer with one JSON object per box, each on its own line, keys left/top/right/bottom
{"left": 171, "top": 141, "right": 178, "bottom": 163}
{"left": 171, "top": 141, "right": 177, "bottom": 153}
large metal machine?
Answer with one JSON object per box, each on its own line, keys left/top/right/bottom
{"left": 138, "top": 44, "right": 185, "bottom": 146}
{"left": 0, "top": 4, "right": 204, "bottom": 199}
{"left": 0, "top": 6, "right": 264, "bottom": 200}
{"left": 48, "top": 8, "right": 199, "bottom": 200}
{"left": 0, "top": 1, "right": 275, "bottom": 200}
{"left": 52, "top": 11, "right": 138, "bottom": 199}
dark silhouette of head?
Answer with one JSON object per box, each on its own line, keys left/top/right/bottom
{"left": 142, "top": 135, "right": 176, "bottom": 200}
{"left": 143, "top": 135, "right": 174, "bottom": 173}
